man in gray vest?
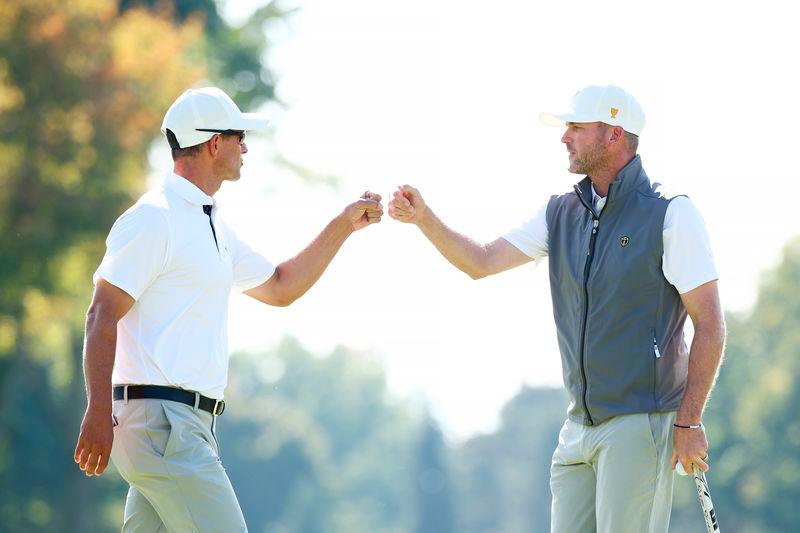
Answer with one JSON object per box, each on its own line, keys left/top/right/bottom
{"left": 388, "top": 85, "right": 725, "bottom": 532}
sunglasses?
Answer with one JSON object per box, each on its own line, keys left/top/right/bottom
{"left": 196, "top": 128, "right": 246, "bottom": 144}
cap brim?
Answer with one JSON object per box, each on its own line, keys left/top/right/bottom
{"left": 231, "top": 112, "right": 271, "bottom": 131}
{"left": 539, "top": 112, "right": 567, "bottom": 127}
{"left": 539, "top": 111, "right": 601, "bottom": 128}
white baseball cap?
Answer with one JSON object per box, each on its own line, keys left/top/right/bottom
{"left": 161, "top": 87, "right": 270, "bottom": 148}
{"left": 539, "top": 85, "right": 646, "bottom": 136}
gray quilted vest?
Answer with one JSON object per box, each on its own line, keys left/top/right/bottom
{"left": 546, "top": 155, "right": 688, "bottom": 426}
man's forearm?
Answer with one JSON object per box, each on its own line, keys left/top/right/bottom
{"left": 272, "top": 213, "right": 353, "bottom": 305}
{"left": 83, "top": 309, "right": 118, "bottom": 414}
{"left": 416, "top": 208, "right": 490, "bottom": 279}
{"left": 677, "top": 319, "right": 726, "bottom": 424}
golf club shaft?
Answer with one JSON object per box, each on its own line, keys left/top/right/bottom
{"left": 693, "top": 469, "right": 720, "bottom": 532}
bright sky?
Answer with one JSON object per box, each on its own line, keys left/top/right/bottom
{"left": 162, "top": 0, "right": 799, "bottom": 440}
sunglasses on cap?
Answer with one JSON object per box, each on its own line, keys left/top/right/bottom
{"left": 196, "top": 128, "right": 246, "bottom": 144}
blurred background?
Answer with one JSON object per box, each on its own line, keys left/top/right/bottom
{"left": 1, "top": 0, "right": 799, "bottom": 531}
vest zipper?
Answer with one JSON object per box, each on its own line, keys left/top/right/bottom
{"left": 574, "top": 183, "right": 607, "bottom": 425}
{"left": 579, "top": 216, "right": 600, "bottom": 425}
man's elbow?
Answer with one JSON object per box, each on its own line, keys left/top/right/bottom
{"left": 465, "top": 245, "right": 499, "bottom": 280}
{"left": 467, "top": 268, "right": 488, "bottom": 280}
{"left": 465, "top": 257, "right": 493, "bottom": 280}
{"left": 85, "top": 302, "right": 108, "bottom": 328}
{"left": 253, "top": 269, "right": 296, "bottom": 307}
{"left": 262, "top": 285, "right": 298, "bottom": 307}
{"left": 84, "top": 303, "right": 118, "bottom": 339}
{"left": 709, "top": 312, "right": 727, "bottom": 344}
{"left": 696, "top": 314, "right": 727, "bottom": 351}
{"left": 269, "top": 295, "right": 297, "bottom": 307}
{"left": 717, "top": 317, "right": 728, "bottom": 351}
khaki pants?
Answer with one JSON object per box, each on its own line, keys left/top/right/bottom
{"left": 110, "top": 399, "right": 247, "bottom": 532}
{"left": 550, "top": 412, "right": 676, "bottom": 533}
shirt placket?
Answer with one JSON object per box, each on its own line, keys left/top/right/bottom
{"left": 202, "top": 205, "right": 219, "bottom": 253}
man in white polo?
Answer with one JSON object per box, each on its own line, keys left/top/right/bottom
{"left": 388, "top": 85, "right": 726, "bottom": 532}
{"left": 73, "top": 87, "right": 383, "bottom": 531}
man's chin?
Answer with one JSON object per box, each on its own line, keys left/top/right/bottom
{"left": 566, "top": 157, "right": 580, "bottom": 174}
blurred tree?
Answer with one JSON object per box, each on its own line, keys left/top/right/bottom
{"left": 0, "top": 0, "right": 293, "bottom": 530}
{"left": 118, "top": 0, "right": 297, "bottom": 109}
{"left": 221, "top": 337, "right": 419, "bottom": 533}
{"left": 448, "top": 239, "right": 800, "bottom": 533}
{"left": 0, "top": 0, "right": 204, "bottom": 337}
{"left": 413, "top": 415, "right": 456, "bottom": 533}
{"left": 671, "top": 238, "right": 800, "bottom": 532}
{"left": 0, "top": 1, "right": 206, "bottom": 530}
{"left": 3, "top": 0, "right": 798, "bottom": 531}
{"left": 454, "top": 386, "right": 567, "bottom": 532}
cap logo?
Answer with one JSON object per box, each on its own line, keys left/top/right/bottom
{"left": 610, "top": 107, "right": 619, "bottom": 119}
{"left": 620, "top": 235, "right": 630, "bottom": 247}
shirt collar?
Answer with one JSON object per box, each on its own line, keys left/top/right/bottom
{"left": 590, "top": 184, "right": 606, "bottom": 212}
{"left": 162, "top": 172, "right": 216, "bottom": 207}
{"left": 590, "top": 183, "right": 602, "bottom": 201}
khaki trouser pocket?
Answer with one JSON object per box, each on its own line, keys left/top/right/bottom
{"left": 144, "top": 401, "right": 174, "bottom": 458}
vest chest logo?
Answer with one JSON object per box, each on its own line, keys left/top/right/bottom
{"left": 620, "top": 235, "right": 630, "bottom": 247}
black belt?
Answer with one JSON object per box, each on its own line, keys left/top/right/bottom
{"left": 113, "top": 385, "right": 225, "bottom": 416}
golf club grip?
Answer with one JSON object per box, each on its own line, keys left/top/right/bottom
{"left": 693, "top": 470, "right": 720, "bottom": 532}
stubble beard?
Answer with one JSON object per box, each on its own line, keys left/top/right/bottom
{"left": 568, "top": 139, "right": 611, "bottom": 176}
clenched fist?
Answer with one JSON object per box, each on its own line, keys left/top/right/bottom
{"left": 388, "top": 185, "right": 427, "bottom": 224}
{"left": 343, "top": 191, "right": 383, "bottom": 231}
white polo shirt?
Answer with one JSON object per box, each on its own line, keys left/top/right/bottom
{"left": 94, "top": 172, "right": 275, "bottom": 399}
{"left": 503, "top": 190, "right": 718, "bottom": 294}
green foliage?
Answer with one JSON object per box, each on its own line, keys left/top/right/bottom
{"left": 462, "top": 239, "right": 800, "bottom": 533}
{"left": 0, "top": 1, "right": 290, "bottom": 530}
{"left": 450, "top": 237, "right": 800, "bottom": 533}
{"left": 673, "top": 238, "right": 800, "bottom": 532}
{"left": 0, "top": 2, "right": 206, "bottom": 529}
{"left": 118, "top": 0, "right": 297, "bottom": 109}
{"left": 0, "top": 0, "right": 205, "bottom": 327}
{"left": 2, "top": 0, "right": 799, "bottom": 530}
{"left": 455, "top": 387, "right": 568, "bottom": 532}
{"left": 221, "top": 338, "right": 418, "bottom": 533}
{"left": 413, "top": 416, "right": 456, "bottom": 533}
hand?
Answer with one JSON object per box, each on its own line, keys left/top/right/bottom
{"left": 388, "top": 185, "right": 426, "bottom": 224}
{"left": 672, "top": 425, "right": 709, "bottom": 474}
{"left": 343, "top": 191, "right": 383, "bottom": 232}
{"left": 74, "top": 406, "right": 114, "bottom": 477}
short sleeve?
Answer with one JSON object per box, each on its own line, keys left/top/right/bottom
{"left": 501, "top": 200, "right": 550, "bottom": 261}
{"left": 662, "top": 196, "right": 718, "bottom": 294}
{"left": 224, "top": 224, "right": 276, "bottom": 292}
{"left": 93, "top": 204, "right": 169, "bottom": 300}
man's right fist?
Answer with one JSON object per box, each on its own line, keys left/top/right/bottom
{"left": 388, "top": 185, "right": 426, "bottom": 224}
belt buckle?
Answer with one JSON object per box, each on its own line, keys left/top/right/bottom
{"left": 213, "top": 399, "right": 225, "bottom": 416}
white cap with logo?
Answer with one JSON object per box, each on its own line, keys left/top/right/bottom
{"left": 161, "top": 87, "right": 270, "bottom": 148}
{"left": 539, "top": 85, "right": 646, "bottom": 136}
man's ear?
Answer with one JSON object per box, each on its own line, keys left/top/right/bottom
{"left": 609, "top": 125, "right": 625, "bottom": 145}
{"left": 205, "top": 135, "right": 221, "bottom": 157}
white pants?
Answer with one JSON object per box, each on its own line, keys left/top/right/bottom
{"left": 111, "top": 399, "right": 247, "bottom": 532}
{"left": 550, "top": 412, "right": 676, "bottom": 533}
